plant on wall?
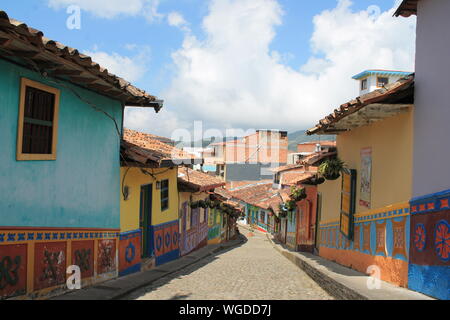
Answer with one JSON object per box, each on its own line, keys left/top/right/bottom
{"left": 205, "top": 199, "right": 215, "bottom": 209}
{"left": 214, "top": 200, "right": 222, "bottom": 209}
{"left": 278, "top": 203, "right": 288, "bottom": 218}
{"left": 290, "top": 186, "right": 307, "bottom": 202}
{"left": 305, "top": 175, "right": 326, "bottom": 185}
{"left": 190, "top": 201, "right": 199, "bottom": 209}
{"left": 318, "top": 158, "right": 346, "bottom": 180}
{"left": 198, "top": 200, "right": 208, "bottom": 209}
{"left": 285, "top": 199, "right": 297, "bottom": 212}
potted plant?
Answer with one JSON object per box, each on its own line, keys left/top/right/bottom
{"left": 305, "top": 175, "right": 326, "bottom": 185}
{"left": 190, "top": 201, "right": 199, "bottom": 209}
{"left": 318, "top": 158, "right": 346, "bottom": 180}
{"left": 278, "top": 204, "right": 288, "bottom": 218}
{"left": 285, "top": 199, "right": 297, "bottom": 212}
{"left": 205, "top": 199, "right": 215, "bottom": 209}
{"left": 290, "top": 186, "right": 306, "bottom": 202}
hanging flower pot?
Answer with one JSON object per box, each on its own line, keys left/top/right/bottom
{"left": 318, "top": 158, "right": 346, "bottom": 181}
{"left": 190, "top": 201, "right": 199, "bottom": 209}
{"left": 278, "top": 204, "right": 288, "bottom": 218}
{"left": 198, "top": 200, "right": 208, "bottom": 209}
{"left": 323, "top": 173, "right": 341, "bottom": 180}
{"left": 315, "top": 177, "right": 326, "bottom": 185}
{"left": 306, "top": 175, "right": 326, "bottom": 185}
{"left": 285, "top": 200, "right": 296, "bottom": 212}
{"left": 290, "top": 186, "right": 306, "bottom": 202}
{"left": 204, "top": 199, "right": 214, "bottom": 209}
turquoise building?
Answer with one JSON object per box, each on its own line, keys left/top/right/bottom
{"left": 0, "top": 11, "right": 162, "bottom": 299}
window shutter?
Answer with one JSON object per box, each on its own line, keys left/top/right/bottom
{"left": 340, "top": 168, "right": 357, "bottom": 240}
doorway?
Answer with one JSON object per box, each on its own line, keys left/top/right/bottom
{"left": 140, "top": 184, "right": 153, "bottom": 258}
{"left": 314, "top": 193, "right": 322, "bottom": 252}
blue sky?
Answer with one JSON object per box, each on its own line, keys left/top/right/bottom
{"left": 1, "top": 0, "right": 415, "bottom": 137}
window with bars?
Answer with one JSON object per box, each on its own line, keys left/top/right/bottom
{"left": 361, "top": 79, "right": 368, "bottom": 91}
{"left": 160, "top": 179, "right": 169, "bottom": 211}
{"left": 17, "top": 78, "right": 60, "bottom": 161}
{"left": 377, "top": 77, "right": 389, "bottom": 87}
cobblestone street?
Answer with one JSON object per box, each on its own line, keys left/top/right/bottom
{"left": 125, "top": 227, "right": 333, "bottom": 300}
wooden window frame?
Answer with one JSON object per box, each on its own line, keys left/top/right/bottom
{"left": 16, "top": 78, "right": 60, "bottom": 161}
{"left": 340, "top": 168, "right": 357, "bottom": 240}
{"left": 376, "top": 76, "right": 389, "bottom": 88}
{"left": 361, "top": 78, "right": 368, "bottom": 91}
{"left": 160, "top": 179, "right": 169, "bottom": 211}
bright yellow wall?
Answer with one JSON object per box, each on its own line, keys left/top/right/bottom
{"left": 120, "top": 167, "right": 179, "bottom": 232}
{"left": 318, "top": 178, "right": 342, "bottom": 222}
{"left": 318, "top": 111, "right": 413, "bottom": 223}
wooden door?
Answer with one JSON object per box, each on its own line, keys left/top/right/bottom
{"left": 140, "top": 184, "right": 153, "bottom": 258}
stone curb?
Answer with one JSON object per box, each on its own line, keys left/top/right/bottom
{"left": 51, "top": 235, "right": 246, "bottom": 300}
{"left": 265, "top": 233, "right": 367, "bottom": 300}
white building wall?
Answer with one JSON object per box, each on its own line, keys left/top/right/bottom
{"left": 359, "top": 74, "right": 405, "bottom": 96}
{"left": 412, "top": 0, "right": 450, "bottom": 197}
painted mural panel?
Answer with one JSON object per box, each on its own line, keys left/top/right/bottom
{"left": 353, "top": 225, "right": 360, "bottom": 251}
{"left": 97, "top": 239, "right": 116, "bottom": 275}
{"left": 153, "top": 228, "right": 164, "bottom": 258}
{"left": 319, "top": 204, "right": 411, "bottom": 287}
{"left": 34, "top": 242, "right": 67, "bottom": 291}
{"left": 170, "top": 223, "right": 179, "bottom": 252}
{"left": 71, "top": 240, "right": 94, "bottom": 279}
{"left": 410, "top": 210, "right": 450, "bottom": 266}
{"left": 409, "top": 205, "right": 449, "bottom": 300}
{"left": 359, "top": 148, "right": 372, "bottom": 208}
{"left": 119, "top": 230, "right": 141, "bottom": 277}
{"left": 152, "top": 220, "right": 180, "bottom": 265}
{"left": 375, "top": 222, "right": 387, "bottom": 256}
{"left": 392, "top": 219, "right": 407, "bottom": 258}
{"left": 0, "top": 244, "right": 27, "bottom": 299}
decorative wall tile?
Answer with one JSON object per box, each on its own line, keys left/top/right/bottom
{"left": 0, "top": 244, "right": 27, "bottom": 299}
{"left": 34, "top": 242, "right": 67, "bottom": 290}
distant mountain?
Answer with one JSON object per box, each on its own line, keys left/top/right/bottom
{"left": 176, "top": 136, "right": 237, "bottom": 149}
{"left": 287, "top": 130, "right": 336, "bottom": 152}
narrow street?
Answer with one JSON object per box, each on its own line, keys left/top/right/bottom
{"left": 124, "top": 227, "right": 333, "bottom": 300}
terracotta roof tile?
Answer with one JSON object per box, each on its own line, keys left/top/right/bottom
{"left": 281, "top": 171, "right": 315, "bottom": 186}
{"left": 0, "top": 11, "right": 162, "bottom": 110}
{"left": 121, "top": 129, "right": 200, "bottom": 167}
{"left": 229, "top": 183, "right": 274, "bottom": 205}
{"left": 178, "top": 167, "right": 225, "bottom": 192}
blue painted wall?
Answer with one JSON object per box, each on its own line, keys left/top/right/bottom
{"left": 409, "top": 191, "right": 450, "bottom": 300}
{"left": 0, "top": 59, "right": 123, "bottom": 228}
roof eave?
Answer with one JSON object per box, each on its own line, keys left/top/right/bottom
{"left": 394, "top": 0, "right": 418, "bottom": 17}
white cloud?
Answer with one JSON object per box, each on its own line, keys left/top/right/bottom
{"left": 168, "top": 12, "right": 186, "bottom": 27}
{"left": 156, "top": 0, "right": 416, "bottom": 136}
{"left": 124, "top": 107, "right": 189, "bottom": 138}
{"left": 167, "top": 11, "right": 191, "bottom": 33}
{"left": 47, "top": 0, "right": 163, "bottom": 22}
{"left": 84, "top": 45, "right": 151, "bottom": 83}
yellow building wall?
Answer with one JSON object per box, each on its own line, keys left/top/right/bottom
{"left": 318, "top": 111, "right": 413, "bottom": 223}
{"left": 120, "top": 167, "right": 179, "bottom": 232}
